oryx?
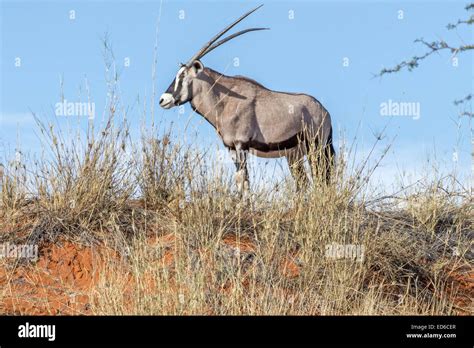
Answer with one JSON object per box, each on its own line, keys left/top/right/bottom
{"left": 160, "top": 5, "right": 335, "bottom": 194}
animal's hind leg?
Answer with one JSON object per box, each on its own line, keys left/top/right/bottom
{"left": 324, "top": 142, "right": 336, "bottom": 183}
{"left": 307, "top": 141, "right": 333, "bottom": 185}
{"left": 287, "top": 150, "right": 308, "bottom": 191}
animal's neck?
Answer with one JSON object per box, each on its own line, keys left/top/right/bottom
{"left": 189, "top": 68, "right": 227, "bottom": 130}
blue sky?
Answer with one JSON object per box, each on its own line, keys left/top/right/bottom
{"left": 0, "top": 0, "right": 472, "bottom": 191}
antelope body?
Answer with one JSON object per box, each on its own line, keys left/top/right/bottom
{"left": 160, "top": 5, "right": 335, "bottom": 193}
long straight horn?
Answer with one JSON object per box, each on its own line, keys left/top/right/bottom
{"left": 201, "top": 27, "right": 269, "bottom": 58}
{"left": 186, "top": 4, "right": 264, "bottom": 67}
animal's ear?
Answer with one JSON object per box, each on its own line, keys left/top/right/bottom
{"left": 191, "top": 60, "right": 204, "bottom": 75}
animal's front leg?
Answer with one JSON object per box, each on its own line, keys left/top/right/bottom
{"left": 230, "top": 144, "right": 249, "bottom": 197}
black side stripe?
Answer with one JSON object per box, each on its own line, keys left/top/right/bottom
{"left": 247, "top": 132, "right": 304, "bottom": 152}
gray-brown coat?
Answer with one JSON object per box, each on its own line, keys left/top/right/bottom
{"left": 159, "top": 5, "right": 334, "bottom": 193}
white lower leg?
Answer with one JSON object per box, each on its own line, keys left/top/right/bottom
{"left": 235, "top": 169, "right": 249, "bottom": 195}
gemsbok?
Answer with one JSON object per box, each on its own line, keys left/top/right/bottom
{"left": 160, "top": 5, "right": 335, "bottom": 194}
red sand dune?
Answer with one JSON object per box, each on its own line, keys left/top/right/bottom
{"left": 0, "top": 233, "right": 302, "bottom": 315}
{"left": 0, "top": 233, "right": 471, "bottom": 315}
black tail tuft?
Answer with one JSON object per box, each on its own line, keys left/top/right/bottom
{"left": 324, "top": 128, "right": 336, "bottom": 183}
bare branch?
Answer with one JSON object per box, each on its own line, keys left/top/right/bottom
{"left": 454, "top": 95, "right": 473, "bottom": 118}
{"left": 454, "top": 94, "right": 473, "bottom": 106}
{"left": 377, "top": 39, "right": 473, "bottom": 77}
{"left": 447, "top": 14, "right": 473, "bottom": 29}
{"left": 377, "top": 3, "right": 473, "bottom": 77}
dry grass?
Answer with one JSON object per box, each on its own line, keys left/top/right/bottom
{"left": 0, "top": 112, "right": 472, "bottom": 315}
{"left": 0, "top": 39, "right": 472, "bottom": 315}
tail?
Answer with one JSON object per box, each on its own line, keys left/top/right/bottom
{"left": 324, "top": 127, "right": 336, "bottom": 183}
